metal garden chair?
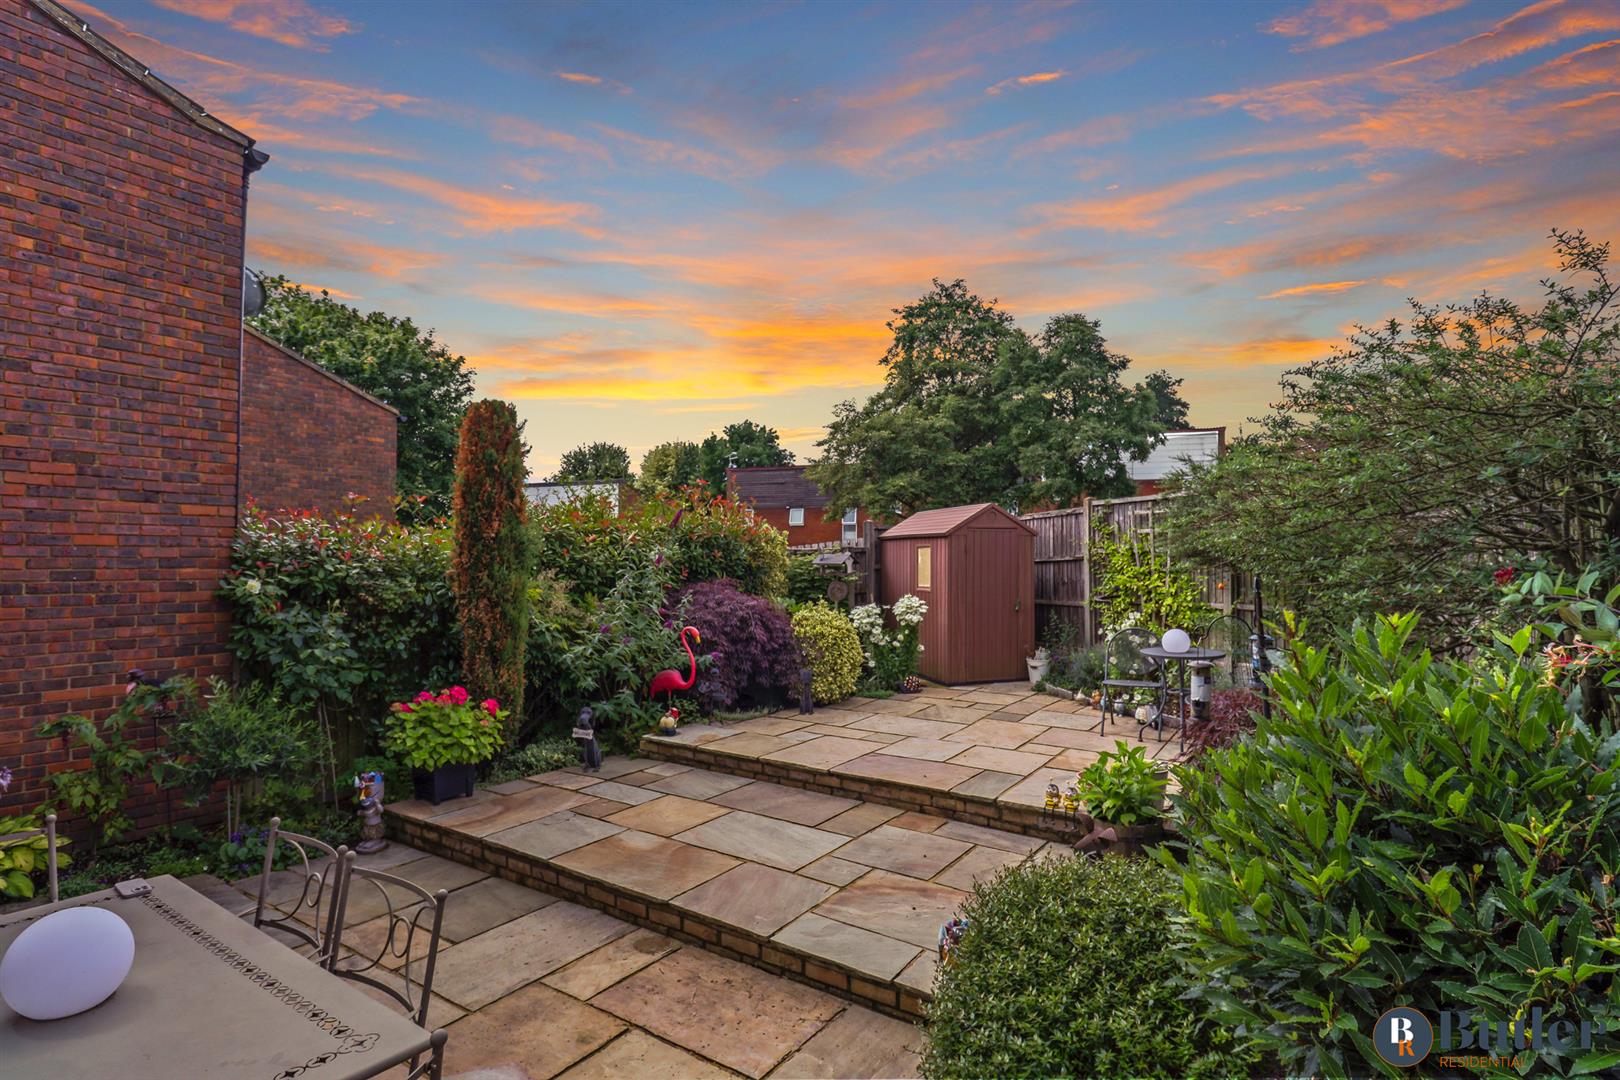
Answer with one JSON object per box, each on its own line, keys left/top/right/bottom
{"left": 1099, "top": 627, "right": 1163, "bottom": 736}
{"left": 251, "top": 816, "right": 347, "bottom": 967}
{"left": 328, "top": 850, "right": 450, "bottom": 1079}
{"left": 1198, "top": 613, "right": 1255, "bottom": 690}
{"left": 0, "top": 812, "right": 60, "bottom": 904}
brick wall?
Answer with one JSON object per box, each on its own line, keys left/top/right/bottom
{"left": 748, "top": 506, "right": 867, "bottom": 547}
{"left": 239, "top": 328, "right": 397, "bottom": 518}
{"left": 0, "top": 0, "right": 250, "bottom": 820}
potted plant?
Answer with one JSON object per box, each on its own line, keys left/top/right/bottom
{"left": 385, "top": 686, "right": 506, "bottom": 805}
{"left": 1026, "top": 647, "right": 1051, "bottom": 686}
{"left": 1073, "top": 740, "right": 1168, "bottom": 855}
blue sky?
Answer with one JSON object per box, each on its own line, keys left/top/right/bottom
{"left": 83, "top": 0, "right": 1620, "bottom": 476}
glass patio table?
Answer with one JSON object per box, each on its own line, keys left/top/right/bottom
{"left": 0, "top": 874, "right": 434, "bottom": 1080}
{"left": 1138, "top": 645, "right": 1227, "bottom": 753}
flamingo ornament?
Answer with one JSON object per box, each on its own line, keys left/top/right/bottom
{"left": 649, "top": 626, "right": 701, "bottom": 702}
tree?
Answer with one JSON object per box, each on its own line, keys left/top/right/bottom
{"left": 697, "top": 421, "right": 794, "bottom": 490}
{"left": 551, "top": 441, "right": 632, "bottom": 483}
{"left": 1162, "top": 229, "right": 1620, "bottom": 652}
{"left": 998, "top": 315, "right": 1170, "bottom": 507}
{"left": 1143, "top": 370, "right": 1190, "bottom": 429}
{"left": 638, "top": 440, "right": 703, "bottom": 494}
{"left": 810, "top": 279, "right": 1177, "bottom": 516}
{"left": 452, "top": 400, "right": 530, "bottom": 736}
{"left": 249, "top": 276, "right": 474, "bottom": 522}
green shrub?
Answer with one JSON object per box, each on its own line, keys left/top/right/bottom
{"left": 524, "top": 570, "right": 594, "bottom": 736}
{"left": 787, "top": 554, "right": 844, "bottom": 606}
{"left": 0, "top": 811, "right": 72, "bottom": 899}
{"left": 792, "top": 603, "right": 863, "bottom": 704}
{"left": 560, "top": 550, "right": 680, "bottom": 750}
{"left": 1172, "top": 613, "right": 1620, "bottom": 1078}
{"left": 1076, "top": 740, "right": 1167, "bottom": 826}
{"left": 154, "top": 679, "right": 316, "bottom": 840}
{"left": 1092, "top": 527, "right": 1214, "bottom": 637}
{"left": 452, "top": 399, "right": 531, "bottom": 737}
{"left": 924, "top": 854, "right": 1260, "bottom": 1079}
{"left": 220, "top": 505, "right": 459, "bottom": 745}
{"left": 37, "top": 681, "right": 164, "bottom": 854}
{"left": 486, "top": 735, "right": 578, "bottom": 784}
{"left": 527, "top": 486, "right": 787, "bottom": 600}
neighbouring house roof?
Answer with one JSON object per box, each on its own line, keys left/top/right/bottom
{"left": 244, "top": 327, "right": 398, "bottom": 415}
{"left": 1125, "top": 427, "right": 1225, "bottom": 483}
{"left": 882, "top": 502, "right": 1035, "bottom": 539}
{"left": 727, "top": 465, "right": 834, "bottom": 510}
{"left": 29, "top": 0, "right": 260, "bottom": 156}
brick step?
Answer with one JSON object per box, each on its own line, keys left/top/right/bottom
{"left": 639, "top": 730, "right": 1101, "bottom": 844}
{"left": 385, "top": 757, "right": 1072, "bottom": 1022}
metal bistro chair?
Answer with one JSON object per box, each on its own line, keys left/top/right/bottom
{"left": 252, "top": 816, "right": 348, "bottom": 968}
{"left": 0, "top": 812, "right": 60, "bottom": 904}
{"left": 1198, "top": 613, "right": 1255, "bottom": 691}
{"left": 1099, "top": 627, "right": 1163, "bottom": 737}
{"left": 328, "top": 850, "right": 450, "bottom": 1080}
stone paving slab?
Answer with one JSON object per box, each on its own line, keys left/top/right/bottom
{"left": 490, "top": 810, "right": 625, "bottom": 860}
{"left": 439, "top": 981, "right": 625, "bottom": 1078}
{"left": 772, "top": 913, "right": 920, "bottom": 981}
{"left": 814, "top": 870, "right": 967, "bottom": 951}
{"left": 604, "top": 793, "right": 732, "bottom": 835}
{"left": 675, "top": 810, "right": 847, "bottom": 872}
{"left": 558, "top": 1029, "right": 734, "bottom": 1080}
{"left": 710, "top": 780, "right": 857, "bottom": 825}
{"left": 433, "top": 901, "right": 634, "bottom": 1010}
{"left": 768, "top": 1002, "right": 926, "bottom": 1079}
{"left": 835, "top": 824, "right": 971, "bottom": 879}
{"left": 591, "top": 947, "right": 844, "bottom": 1079}
{"left": 674, "top": 863, "right": 834, "bottom": 936}
{"left": 541, "top": 928, "right": 681, "bottom": 1000}
{"left": 554, "top": 830, "right": 741, "bottom": 900}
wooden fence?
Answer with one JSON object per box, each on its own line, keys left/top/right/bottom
{"left": 1023, "top": 495, "right": 1251, "bottom": 648}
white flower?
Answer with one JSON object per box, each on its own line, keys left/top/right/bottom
{"left": 244, "top": 578, "right": 262, "bottom": 595}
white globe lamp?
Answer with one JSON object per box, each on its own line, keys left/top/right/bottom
{"left": 1162, "top": 628, "right": 1191, "bottom": 655}
{"left": 0, "top": 907, "right": 135, "bottom": 1020}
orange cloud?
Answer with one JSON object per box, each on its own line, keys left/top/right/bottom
{"left": 1260, "top": 280, "right": 1368, "bottom": 299}
{"left": 287, "top": 281, "right": 360, "bottom": 299}
{"left": 248, "top": 235, "right": 445, "bottom": 279}
{"left": 1267, "top": 0, "right": 1469, "bottom": 49}
{"left": 986, "top": 70, "right": 1066, "bottom": 95}
{"left": 151, "top": 0, "right": 354, "bottom": 49}
{"left": 331, "top": 167, "right": 600, "bottom": 234}
{"left": 1032, "top": 165, "right": 1294, "bottom": 232}
{"left": 555, "top": 71, "right": 632, "bottom": 94}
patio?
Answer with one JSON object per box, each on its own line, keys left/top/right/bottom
{"left": 197, "top": 843, "right": 926, "bottom": 1079}
{"left": 643, "top": 682, "right": 1179, "bottom": 841}
{"left": 385, "top": 750, "right": 1075, "bottom": 1019}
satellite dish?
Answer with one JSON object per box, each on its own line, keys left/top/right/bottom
{"left": 242, "top": 267, "right": 265, "bottom": 317}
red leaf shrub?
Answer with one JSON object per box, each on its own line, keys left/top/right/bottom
{"left": 1181, "top": 687, "right": 1262, "bottom": 762}
{"left": 672, "top": 580, "right": 801, "bottom": 713}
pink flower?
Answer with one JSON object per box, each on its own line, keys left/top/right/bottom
{"left": 1494, "top": 566, "right": 1516, "bottom": 586}
{"left": 393, "top": 703, "right": 414, "bottom": 714}
{"left": 437, "top": 694, "right": 452, "bottom": 705}
{"left": 415, "top": 691, "right": 434, "bottom": 702}
{"left": 482, "top": 698, "right": 500, "bottom": 716}
{"left": 448, "top": 686, "right": 469, "bottom": 705}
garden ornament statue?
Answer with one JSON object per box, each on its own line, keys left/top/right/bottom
{"left": 573, "top": 707, "right": 602, "bottom": 773}
{"left": 353, "top": 771, "right": 388, "bottom": 854}
{"left": 659, "top": 705, "right": 681, "bottom": 735}
{"left": 938, "top": 916, "right": 969, "bottom": 965}
{"left": 648, "top": 626, "right": 702, "bottom": 702}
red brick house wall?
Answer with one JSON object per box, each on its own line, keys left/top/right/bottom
{"left": 240, "top": 328, "right": 397, "bottom": 518}
{"left": 0, "top": 0, "right": 255, "bottom": 819}
{"left": 747, "top": 506, "right": 869, "bottom": 547}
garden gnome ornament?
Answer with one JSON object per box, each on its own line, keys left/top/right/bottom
{"left": 659, "top": 705, "right": 681, "bottom": 735}
{"left": 353, "top": 771, "right": 388, "bottom": 854}
{"left": 573, "top": 707, "right": 602, "bottom": 773}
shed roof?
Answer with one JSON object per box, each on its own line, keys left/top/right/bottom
{"left": 881, "top": 502, "right": 1035, "bottom": 539}
{"left": 727, "top": 465, "right": 832, "bottom": 510}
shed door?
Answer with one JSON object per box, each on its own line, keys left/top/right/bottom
{"left": 961, "top": 529, "right": 1033, "bottom": 681}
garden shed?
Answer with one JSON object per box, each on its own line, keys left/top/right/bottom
{"left": 881, "top": 503, "right": 1036, "bottom": 684}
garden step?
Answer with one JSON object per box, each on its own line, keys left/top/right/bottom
{"left": 385, "top": 756, "right": 1073, "bottom": 1020}
{"left": 636, "top": 691, "right": 1179, "bottom": 843}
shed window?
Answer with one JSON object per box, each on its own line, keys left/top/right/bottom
{"left": 842, "top": 508, "right": 858, "bottom": 544}
{"left": 916, "top": 546, "right": 932, "bottom": 589}
{"left": 788, "top": 507, "right": 805, "bottom": 526}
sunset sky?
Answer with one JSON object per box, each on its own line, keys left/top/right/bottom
{"left": 85, "top": 0, "right": 1620, "bottom": 477}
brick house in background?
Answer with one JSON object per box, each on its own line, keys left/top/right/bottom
{"left": 726, "top": 465, "right": 868, "bottom": 547}
{"left": 0, "top": 0, "right": 396, "bottom": 818}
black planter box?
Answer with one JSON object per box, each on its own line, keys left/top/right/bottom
{"left": 413, "top": 762, "right": 477, "bottom": 805}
